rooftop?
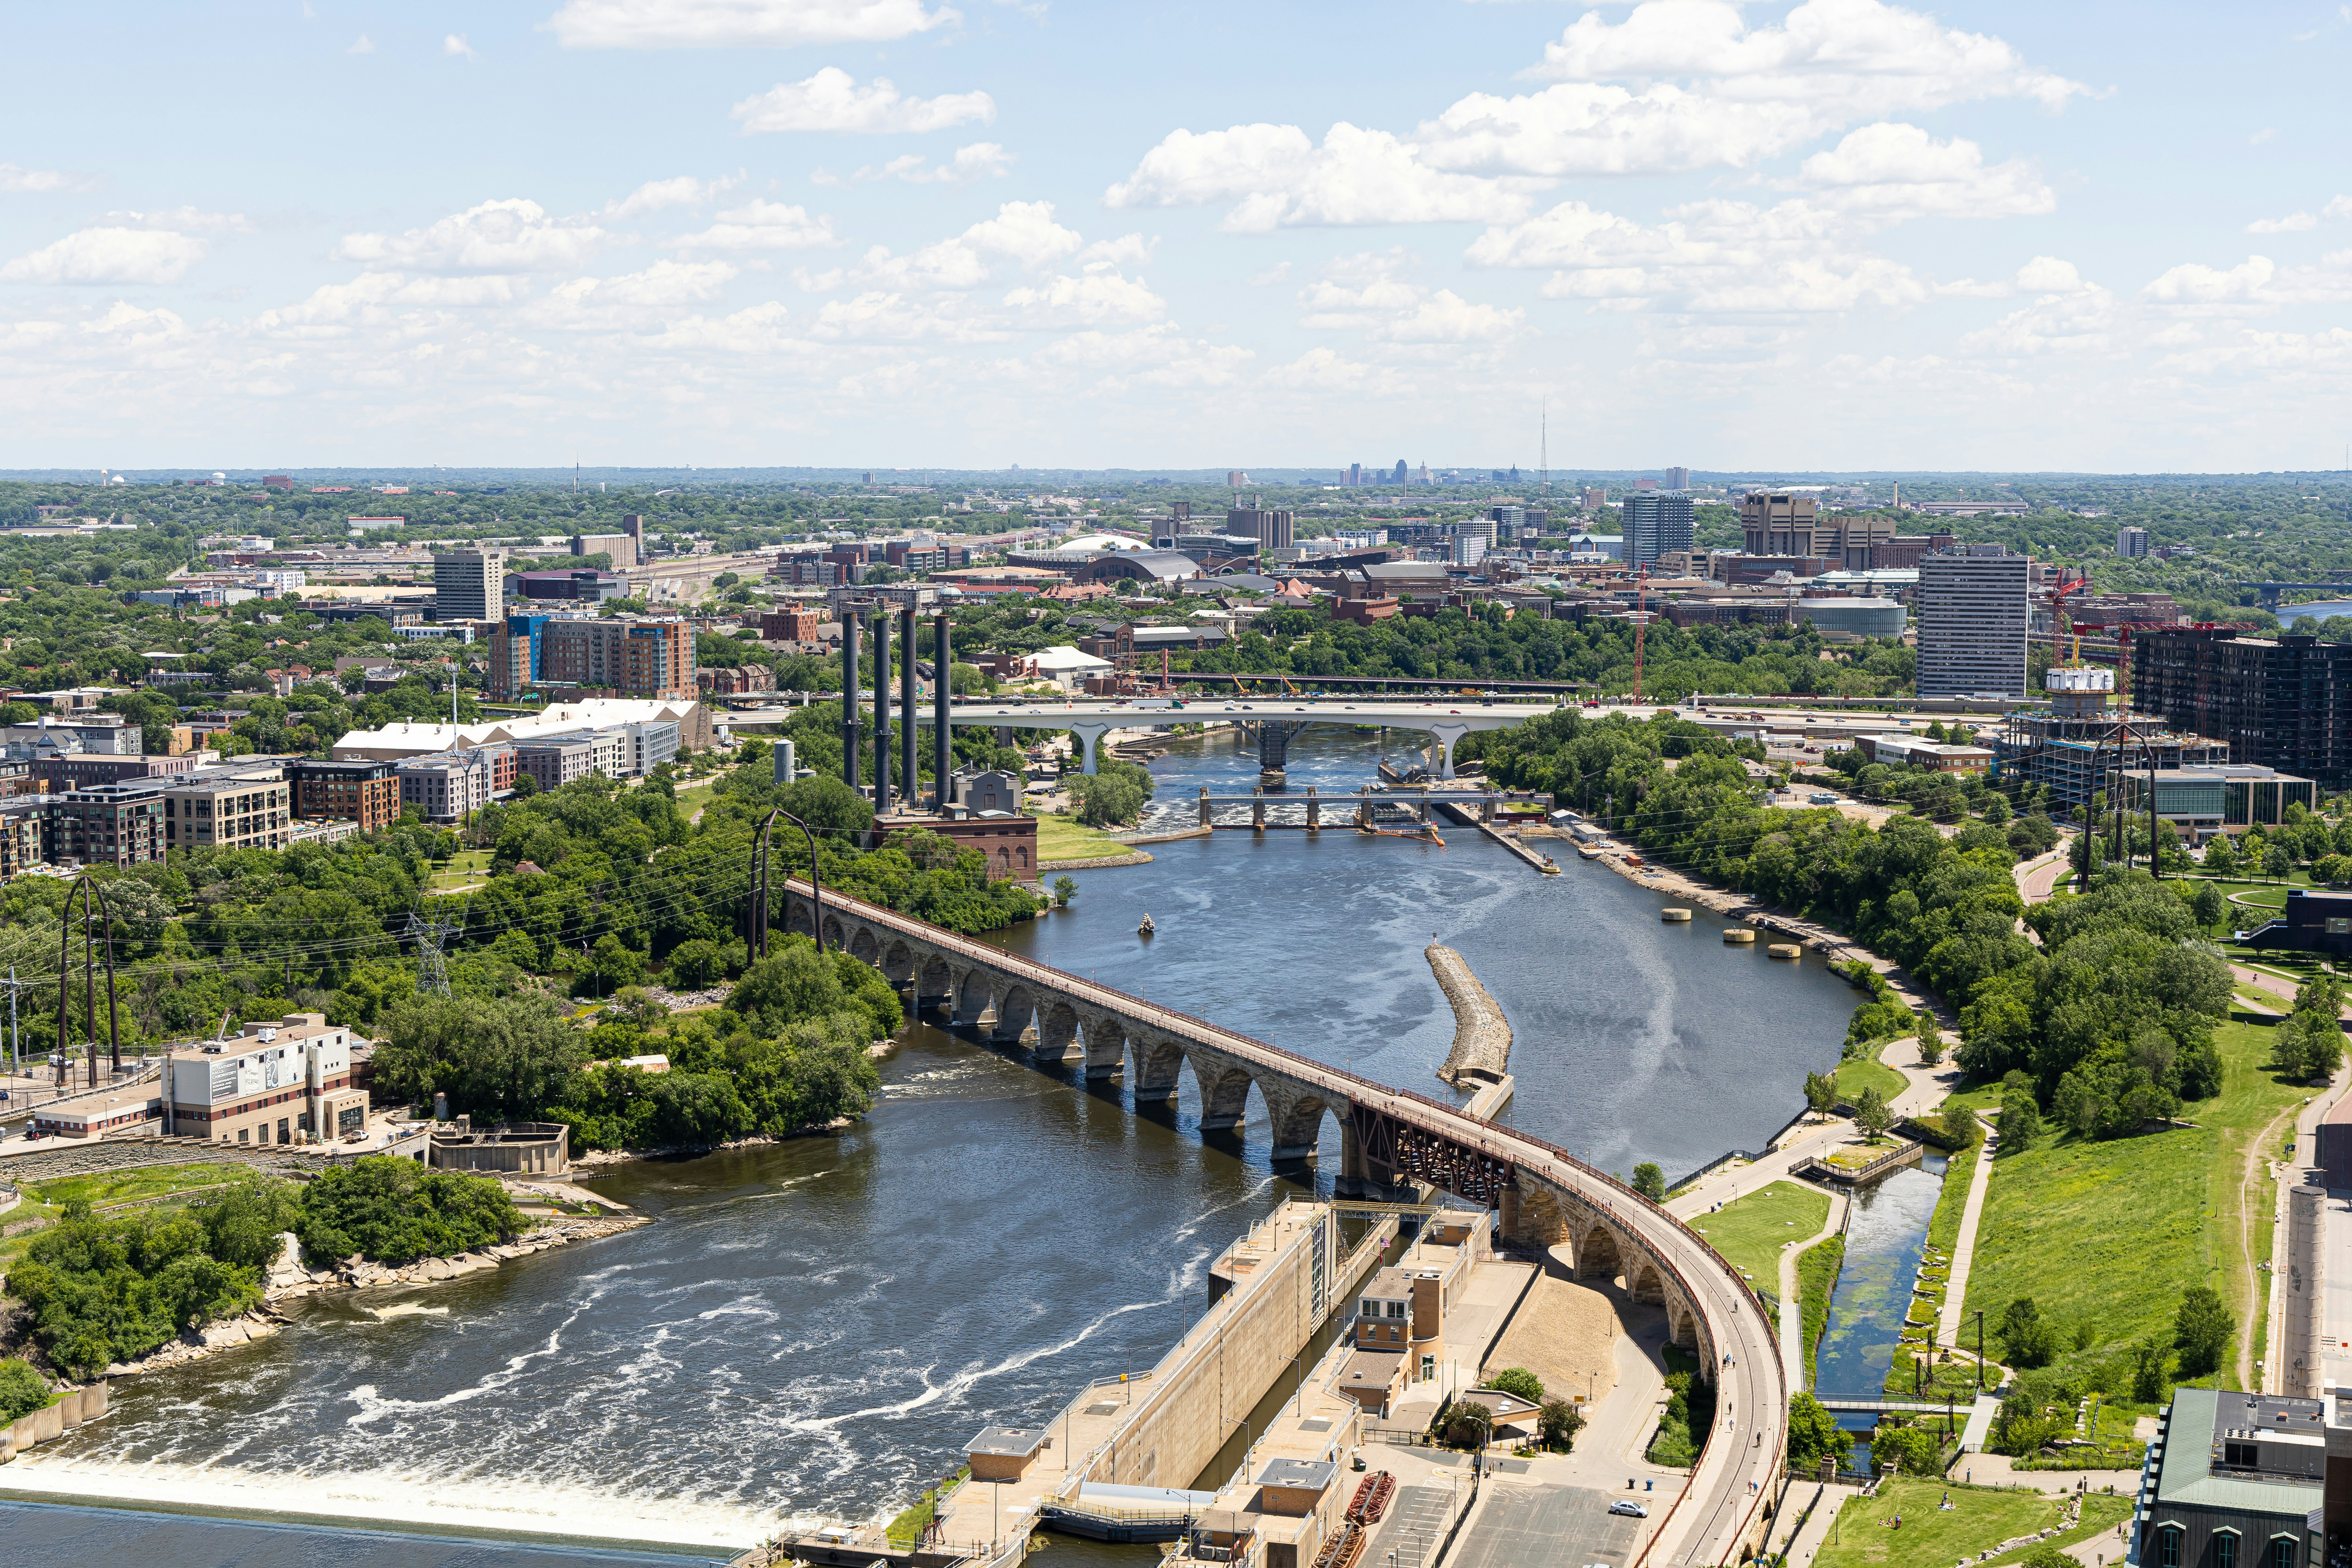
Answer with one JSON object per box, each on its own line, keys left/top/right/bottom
{"left": 965, "top": 1426, "right": 1048, "bottom": 1458}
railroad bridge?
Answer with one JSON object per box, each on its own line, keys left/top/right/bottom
{"left": 784, "top": 879, "right": 1787, "bottom": 1566}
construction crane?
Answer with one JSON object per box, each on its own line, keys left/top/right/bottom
{"left": 2048, "top": 571, "right": 2090, "bottom": 668}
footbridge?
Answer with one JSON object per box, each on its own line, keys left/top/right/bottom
{"left": 935, "top": 698, "right": 1553, "bottom": 778}
{"left": 784, "top": 879, "right": 1788, "bottom": 1566}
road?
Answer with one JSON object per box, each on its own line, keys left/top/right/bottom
{"left": 933, "top": 697, "right": 1561, "bottom": 776}
{"left": 792, "top": 878, "right": 1788, "bottom": 1566}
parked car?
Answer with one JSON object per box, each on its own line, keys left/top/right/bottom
{"left": 1808, "top": 792, "right": 1838, "bottom": 805}
{"left": 1609, "top": 1499, "right": 1649, "bottom": 1518}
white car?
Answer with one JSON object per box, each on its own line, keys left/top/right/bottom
{"left": 1608, "top": 1499, "right": 1649, "bottom": 1518}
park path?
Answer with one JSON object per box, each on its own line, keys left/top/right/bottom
{"left": 2259, "top": 1057, "right": 2352, "bottom": 1392}
{"left": 2014, "top": 844, "right": 2076, "bottom": 906}
{"left": 1778, "top": 1192, "right": 1849, "bottom": 1391}
{"left": 1937, "top": 1113, "right": 2001, "bottom": 1348}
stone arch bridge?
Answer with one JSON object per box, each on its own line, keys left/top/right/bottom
{"left": 786, "top": 879, "right": 1788, "bottom": 1565}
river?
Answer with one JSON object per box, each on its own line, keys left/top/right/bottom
{"left": 0, "top": 724, "right": 1870, "bottom": 1559}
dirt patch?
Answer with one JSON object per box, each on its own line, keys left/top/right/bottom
{"left": 1481, "top": 1266, "right": 1623, "bottom": 1405}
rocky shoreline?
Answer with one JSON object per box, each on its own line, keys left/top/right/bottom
{"left": 94, "top": 1209, "right": 650, "bottom": 1380}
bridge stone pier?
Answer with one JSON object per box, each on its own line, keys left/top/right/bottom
{"left": 782, "top": 879, "right": 1789, "bottom": 1565}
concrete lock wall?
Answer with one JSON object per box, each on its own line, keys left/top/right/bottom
{"left": 3, "top": 1381, "right": 108, "bottom": 1463}
{"left": 1096, "top": 1208, "right": 1349, "bottom": 1493}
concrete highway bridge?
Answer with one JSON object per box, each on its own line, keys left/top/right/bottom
{"left": 937, "top": 697, "right": 1555, "bottom": 778}
{"left": 784, "top": 879, "right": 1789, "bottom": 1566}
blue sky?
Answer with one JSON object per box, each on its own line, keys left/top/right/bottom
{"left": 3, "top": 1, "right": 2350, "bottom": 472}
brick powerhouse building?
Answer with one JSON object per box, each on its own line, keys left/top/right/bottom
{"left": 166, "top": 1013, "right": 370, "bottom": 1145}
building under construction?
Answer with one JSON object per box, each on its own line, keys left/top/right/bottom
{"left": 1992, "top": 666, "right": 2230, "bottom": 816}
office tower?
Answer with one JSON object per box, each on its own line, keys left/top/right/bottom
{"left": 1392, "top": 459, "right": 1408, "bottom": 486}
{"left": 1664, "top": 466, "right": 1691, "bottom": 489}
{"left": 432, "top": 547, "right": 503, "bottom": 623}
{"left": 1227, "top": 505, "right": 1295, "bottom": 550}
{"left": 2116, "top": 527, "right": 2150, "bottom": 557}
{"left": 1582, "top": 487, "right": 1605, "bottom": 511}
{"left": 1621, "top": 491, "right": 1695, "bottom": 569}
{"left": 1916, "top": 549, "right": 2030, "bottom": 698}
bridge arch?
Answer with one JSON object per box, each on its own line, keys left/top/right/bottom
{"left": 848, "top": 926, "right": 880, "bottom": 967}
{"left": 821, "top": 913, "right": 848, "bottom": 952}
{"left": 1080, "top": 1011, "right": 1125, "bottom": 1079}
{"left": 1196, "top": 1061, "right": 1257, "bottom": 1134}
{"left": 1133, "top": 1036, "right": 1187, "bottom": 1103}
{"left": 1630, "top": 1263, "right": 1666, "bottom": 1305}
{"left": 1270, "top": 1093, "right": 1341, "bottom": 1162}
{"left": 915, "top": 955, "right": 954, "bottom": 1011}
{"left": 881, "top": 940, "right": 917, "bottom": 988}
{"left": 1036, "top": 1000, "right": 1083, "bottom": 1064}
{"left": 1578, "top": 1225, "right": 1623, "bottom": 1283}
{"left": 951, "top": 968, "right": 993, "bottom": 1027}
{"left": 992, "top": 983, "right": 1039, "bottom": 1046}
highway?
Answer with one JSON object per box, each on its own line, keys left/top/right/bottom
{"left": 787, "top": 878, "right": 1787, "bottom": 1565}
{"left": 933, "top": 696, "right": 1570, "bottom": 776}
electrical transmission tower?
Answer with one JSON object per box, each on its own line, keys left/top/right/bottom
{"left": 407, "top": 911, "right": 461, "bottom": 997}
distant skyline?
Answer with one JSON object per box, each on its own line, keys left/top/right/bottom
{"left": 3, "top": 2, "right": 2350, "bottom": 472}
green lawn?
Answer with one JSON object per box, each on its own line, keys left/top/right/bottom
{"left": 1816, "top": 1478, "right": 2130, "bottom": 1568}
{"left": 1960, "top": 1017, "right": 2305, "bottom": 1387}
{"left": 0, "top": 1163, "right": 263, "bottom": 1269}
{"left": 1036, "top": 814, "right": 1141, "bottom": 864}
{"left": 1798, "top": 1234, "right": 1845, "bottom": 1389}
{"left": 1686, "top": 1181, "right": 1830, "bottom": 1307}
{"left": 1833, "top": 1050, "right": 1907, "bottom": 1106}
{"left": 424, "top": 848, "right": 493, "bottom": 892}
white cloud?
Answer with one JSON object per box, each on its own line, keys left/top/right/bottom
{"left": 445, "top": 33, "right": 477, "bottom": 59}
{"left": 1075, "top": 233, "right": 1156, "bottom": 270}
{"left": 2248, "top": 195, "right": 2352, "bottom": 234}
{"left": 528, "top": 260, "right": 742, "bottom": 329}
{"left": 820, "top": 142, "right": 1014, "bottom": 185}
{"left": 671, "top": 199, "right": 839, "bottom": 251}
{"left": 0, "top": 227, "right": 207, "bottom": 285}
{"left": 1527, "top": 0, "right": 2086, "bottom": 113}
{"left": 2142, "top": 255, "right": 2276, "bottom": 305}
{"left": 348, "top": 34, "right": 375, "bottom": 54}
{"left": 106, "top": 207, "right": 255, "bottom": 234}
{"left": 1106, "top": 122, "right": 1538, "bottom": 232}
{"left": 1958, "top": 272, "right": 2117, "bottom": 357}
{"left": 1794, "top": 123, "right": 2052, "bottom": 222}
{"left": 1031, "top": 326, "right": 1254, "bottom": 389}
{"left": 601, "top": 174, "right": 739, "bottom": 218}
{"left": 254, "top": 272, "right": 530, "bottom": 334}
{"left": 999, "top": 272, "right": 1166, "bottom": 328}
{"left": 1298, "top": 266, "right": 1526, "bottom": 344}
{"left": 732, "top": 68, "right": 994, "bottom": 134}
{"left": 547, "top": 0, "right": 959, "bottom": 49}
{"left": 833, "top": 199, "right": 1081, "bottom": 289}
{"left": 334, "top": 199, "right": 617, "bottom": 273}
{"left": 0, "top": 162, "right": 79, "bottom": 193}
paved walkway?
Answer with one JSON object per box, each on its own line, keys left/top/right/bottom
{"left": 1778, "top": 1194, "right": 1849, "bottom": 1392}
{"left": 1936, "top": 1115, "right": 2001, "bottom": 1348}
{"left": 2262, "top": 1057, "right": 2352, "bottom": 1393}
{"left": 2015, "top": 844, "right": 2077, "bottom": 905}
{"left": 1772, "top": 1479, "right": 1862, "bottom": 1568}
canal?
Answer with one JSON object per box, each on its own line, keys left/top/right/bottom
{"left": 1812, "top": 1158, "right": 1948, "bottom": 1469}
{"left": 2, "top": 725, "right": 1870, "bottom": 1558}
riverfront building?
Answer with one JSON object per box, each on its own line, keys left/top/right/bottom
{"left": 2131, "top": 629, "right": 2352, "bottom": 785}
{"left": 166, "top": 1012, "right": 371, "bottom": 1145}
{"left": 1993, "top": 668, "right": 2232, "bottom": 818}
{"left": 163, "top": 764, "right": 292, "bottom": 853}
{"left": 2132, "top": 1388, "right": 2321, "bottom": 1568}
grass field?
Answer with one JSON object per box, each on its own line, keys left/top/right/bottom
{"left": 1815, "top": 1478, "right": 2132, "bottom": 1568}
{"left": 1959, "top": 1016, "right": 2305, "bottom": 1388}
{"left": 0, "top": 1162, "right": 260, "bottom": 1269}
{"left": 1833, "top": 1047, "right": 1907, "bottom": 1106}
{"left": 424, "top": 847, "right": 494, "bottom": 892}
{"left": 1687, "top": 1181, "right": 1830, "bottom": 1307}
{"left": 1035, "top": 815, "right": 1140, "bottom": 864}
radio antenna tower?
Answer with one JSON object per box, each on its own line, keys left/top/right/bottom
{"left": 1540, "top": 400, "right": 1550, "bottom": 495}
{"left": 407, "top": 911, "right": 461, "bottom": 997}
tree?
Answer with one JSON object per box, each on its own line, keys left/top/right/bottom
{"left": 0, "top": 1360, "right": 50, "bottom": 1423}
{"left": 1853, "top": 1085, "right": 1893, "bottom": 1142}
{"left": 2131, "top": 1339, "right": 2170, "bottom": 1403}
{"left": 1998, "top": 1091, "right": 2042, "bottom": 1150}
{"left": 1804, "top": 1070, "right": 1838, "bottom": 1121}
{"left": 1051, "top": 875, "right": 1077, "bottom": 908}
{"left": 2190, "top": 879, "right": 2226, "bottom": 929}
{"left": 1537, "top": 1397, "right": 1583, "bottom": 1452}
{"left": 1486, "top": 1367, "right": 1544, "bottom": 1402}
{"left": 1785, "top": 1391, "right": 1844, "bottom": 1468}
{"left": 2263, "top": 840, "right": 2294, "bottom": 880}
{"left": 2294, "top": 968, "right": 2347, "bottom": 1020}
{"left": 2015, "top": 1543, "right": 2075, "bottom": 1568}
{"left": 1939, "top": 1101, "right": 1981, "bottom": 1148}
{"left": 1871, "top": 1421, "right": 1940, "bottom": 1476}
{"left": 511, "top": 772, "right": 539, "bottom": 799}
{"left": 1999, "top": 1297, "right": 2058, "bottom": 1369}
{"left": 1913, "top": 1008, "right": 1944, "bottom": 1066}
{"left": 2174, "top": 1285, "right": 2234, "bottom": 1377}
{"left": 1631, "top": 1162, "right": 1667, "bottom": 1201}
{"left": 2202, "top": 835, "right": 2239, "bottom": 876}
{"left": 2271, "top": 1008, "right": 2345, "bottom": 1083}
{"left": 373, "top": 994, "right": 585, "bottom": 1123}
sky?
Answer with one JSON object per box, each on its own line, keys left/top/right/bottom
{"left": 3, "top": 1, "right": 2350, "bottom": 474}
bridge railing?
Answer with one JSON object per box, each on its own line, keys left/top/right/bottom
{"left": 791, "top": 879, "right": 1789, "bottom": 1558}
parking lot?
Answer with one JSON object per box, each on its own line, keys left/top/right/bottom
{"left": 1446, "top": 1482, "right": 1645, "bottom": 1568}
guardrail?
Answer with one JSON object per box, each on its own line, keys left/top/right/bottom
{"left": 794, "top": 879, "right": 1791, "bottom": 1565}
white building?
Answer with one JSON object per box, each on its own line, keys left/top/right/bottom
{"left": 1016, "top": 646, "right": 1113, "bottom": 691}
{"left": 166, "top": 1013, "right": 371, "bottom": 1145}
{"left": 332, "top": 697, "right": 714, "bottom": 761}
{"left": 1916, "top": 549, "right": 2031, "bottom": 698}
{"left": 396, "top": 749, "right": 496, "bottom": 819}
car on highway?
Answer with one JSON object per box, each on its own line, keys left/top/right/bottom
{"left": 1608, "top": 1499, "right": 1649, "bottom": 1517}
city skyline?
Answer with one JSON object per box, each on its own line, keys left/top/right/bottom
{"left": 3, "top": 2, "right": 2350, "bottom": 471}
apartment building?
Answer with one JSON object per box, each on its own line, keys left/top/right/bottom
{"left": 2132, "top": 629, "right": 2352, "bottom": 784}
{"left": 536, "top": 617, "right": 698, "bottom": 700}
{"left": 163, "top": 766, "right": 292, "bottom": 853}
{"left": 395, "top": 748, "right": 497, "bottom": 820}
{"left": 1622, "top": 491, "right": 1695, "bottom": 568}
{"left": 0, "top": 799, "right": 42, "bottom": 877}
{"left": 432, "top": 547, "right": 504, "bottom": 623}
{"left": 513, "top": 735, "right": 598, "bottom": 792}
{"left": 1916, "top": 549, "right": 2031, "bottom": 699}
{"left": 166, "top": 1012, "right": 370, "bottom": 1145}
{"left": 288, "top": 758, "right": 402, "bottom": 832}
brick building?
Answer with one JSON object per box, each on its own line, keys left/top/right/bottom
{"left": 166, "top": 1013, "right": 371, "bottom": 1145}
{"left": 2132, "top": 629, "right": 2352, "bottom": 784}
{"left": 289, "top": 758, "right": 402, "bottom": 832}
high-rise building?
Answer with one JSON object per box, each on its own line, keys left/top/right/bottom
{"left": 1392, "top": 459, "right": 1408, "bottom": 486}
{"left": 2132, "top": 629, "right": 2352, "bottom": 784}
{"left": 537, "top": 617, "right": 698, "bottom": 700}
{"left": 1226, "top": 505, "right": 1295, "bottom": 550}
{"left": 1450, "top": 533, "right": 1487, "bottom": 567}
{"left": 1621, "top": 491, "right": 1695, "bottom": 569}
{"left": 1664, "top": 466, "right": 1692, "bottom": 489}
{"left": 1916, "top": 549, "right": 2030, "bottom": 698}
{"left": 1345, "top": 464, "right": 1362, "bottom": 487}
{"left": 433, "top": 547, "right": 504, "bottom": 623}
{"left": 1488, "top": 505, "right": 1525, "bottom": 533}
{"left": 2116, "top": 526, "right": 2150, "bottom": 557}
{"left": 289, "top": 758, "right": 402, "bottom": 833}
{"left": 1581, "top": 487, "right": 1605, "bottom": 511}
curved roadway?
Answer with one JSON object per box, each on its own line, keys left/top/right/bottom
{"left": 787, "top": 879, "right": 1787, "bottom": 1566}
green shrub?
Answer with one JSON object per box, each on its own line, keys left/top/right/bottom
{"left": 0, "top": 1359, "right": 54, "bottom": 1422}
{"left": 1486, "top": 1367, "right": 1543, "bottom": 1402}
{"left": 6, "top": 1206, "right": 263, "bottom": 1379}
{"left": 1870, "top": 1421, "right": 1941, "bottom": 1477}
{"left": 295, "top": 1158, "right": 525, "bottom": 1267}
